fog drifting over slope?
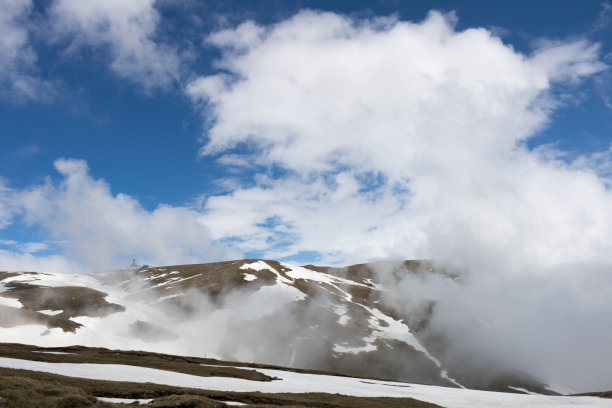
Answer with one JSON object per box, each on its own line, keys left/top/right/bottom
{"left": 374, "top": 261, "right": 612, "bottom": 393}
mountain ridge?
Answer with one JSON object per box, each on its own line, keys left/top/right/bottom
{"left": 0, "top": 258, "right": 561, "bottom": 395}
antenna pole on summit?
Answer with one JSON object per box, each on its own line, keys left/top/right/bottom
{"left": 131, "top": 256, "right": 136, "bottom": 268}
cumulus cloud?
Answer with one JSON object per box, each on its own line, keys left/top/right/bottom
{"left": 49, "top": 0, "right": 180, "bottom": 90}
{"left": 6, "top": 158, "right": 238, "bottom": 272}
{"left": 0, "top": 250, "right": 82, "bottom": 274}
{"left": 0, "top": 0, "right": 55, "bottom": 102}
{"left": 187, "top": 10, "right": 612, "bottom": 392}
{"left": 189, "top": 10, "right": 608, "bottom": 268}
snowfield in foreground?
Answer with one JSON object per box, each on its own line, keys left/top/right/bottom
{"left": 0, "top": 357, "right": 609, "bottom": 408}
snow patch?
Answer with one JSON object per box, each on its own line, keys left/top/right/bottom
{"left": 149, "top": 293, "right": 183, "bottom": 304}
{"left": 32, "top": 351, "right": 75, "bottom": 355}
{"left": 333, "top": 304, "right": 350, "bottom": 326}
{"left": 363, "top": 278, "right": 381, "bottom": 289}
{"left": 281, "top": 263, "right": 372, "bottom": 289}
{"left": 509, "top": 386, "right": 538, "bottom": 395}
{"left": 38, "top": 309, "right": 63, "bottom": 316}
{"left": 152, "top": 274, "right": 202, "bottom": 288}
{"left": 338, "top": 315, "right": 350, "bottom": 326}
{"left": 0, "top": 296, "right": 22, "bottom": 308}
{"left": 333, "top": 305, "right": 347, "bottom": 316}
{"left": 0, "top": 357, "right": 608, "bottom": 408}
{"left": 363, "top": 305, "right": 465, "bottom": 389}
{"left": 243, "top": 273, "right": 257, "bottom": 282}
{"left": 240, "top": 261, "right": 275, "bottom": 272}
{"left": 241, "top": 261, "right": 292, "bottom": 284}
{"left": 333, "top": 342, "right": 377, "bottom": 354}
{"left": 2, "top": 272, "right": 100, "bottom": 289}
{"left": 97, "top": 397, "right": 153, "bottom": 404}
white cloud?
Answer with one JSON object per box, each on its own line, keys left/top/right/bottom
{"left": 9, "top": 158, "right": 239, "bottom": 272}
{"left": 49, "top": 0, "right": 180, "bottom": 90}
{"left": 0, "top": 250, "right": 81, "bottom": 274}
{"left": 188, "top": 12, "right": 612, "bottom": 390}
{"left": 0, "top": 178, "right": 18, "bottom": 229}
{"left": 189, "top": 10, "right": 609, "bottom": 269}
{"left": 592, "top": 1, "right": 612, "bottom": 32}
{"left": 200, "top": 173, "right": 423, "bottom": 264}
{"left": 0, "top": 0, "right": 55, "bottom": 102}
{"left": 0, "top": 239, "right": 50, "bottom": 254}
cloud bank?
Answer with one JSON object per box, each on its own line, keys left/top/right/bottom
{"left": 2, "top": 159, "right": 238, "bottom": 272}
{"left": 189, "top": 10, "right": 609, "bottom": 270}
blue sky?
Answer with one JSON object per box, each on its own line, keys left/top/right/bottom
{"left": 1, "top": 0, "right": 611, "bottom": 272}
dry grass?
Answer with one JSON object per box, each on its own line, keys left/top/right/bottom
{"left": 1, "top": 285, "right": 124, "bottom": 318}
{"left": 0, "top": 343, "right": 275, "bottom": 382}
{"left": 0, "top": 375, "right": 114, "bottom": 408}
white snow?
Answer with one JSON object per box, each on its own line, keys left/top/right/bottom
{"left": 240, "top": 261, "right": 292, "bottom": 284}
{"left": 281, "top": 263, "right": 372, "bottom": 289}
{"left": 38, "top": 309, "right": 63, "bottom": 316}
{"left": 363, "top": 278, "right": 381, "bottom": 289}
{"left": 333, "top": 342, "right": 377, "bottom": 354}
{"left": 150, "top": 293, "right": 183, "bottom": 304}
{"left": 152, "top": 273, "right": 202, "bottom": 288}
{"left": 97, "top": 397, "right": 153, "bottom": 404}
{"left": 338, "top": 315, "right": 350, "bottom": 326}
{"left": 32, "top": 351, "right": 75, "bottom": 355}
{"left": 224, "top": 402, "right": 246, "bottom": 406}
{"left": 508, "top": 386, "right": 537, "bottom": 395}
{"left": 240, "top": 261, "right": 275, "bottom": 272}
{"left": 0, "top": 357, "right": 609, "bottom": 408}
{"left": 242, "top": 273, "right": 257, "bottom": 282}
{"left": 0, "top": 272, "right": 100, "bottom": 289}
{"left": 145, "top": 272, "right": 169, "bottom": 280}
{"left": 365, "top": 306, "right": 428, "bottom": 354}
{"left": 333, "top": 304, "right": 347, "bottom": 315}
{"left": 333, "top": 304, "right": 351, "bottom": 326}
{"left": 360, "top": 305, "right": 464, "bottom": 388}
{"left": 282, "top": 263, "right": 336, "bottom": 284}
{"left": 0, "top": 296, "right": 22, "bottom": 308}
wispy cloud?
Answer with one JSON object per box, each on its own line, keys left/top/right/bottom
{"left": 4, "top": 144, "right": 42, "bottom": 163}
{"left": 592, "top": 1, "right": 612, "bottom": 32}
{"left": 48, "top": 0, "right": 181, "bottom": 91}
{"left": 0, "top": 239, "right": 50, "bottom": 254}
{"left": 0, "top": 0, "right": 56, "bottom": 102}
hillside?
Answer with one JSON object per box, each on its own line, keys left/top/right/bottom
{"left": 0, "top": 259, "right": 576, "bottom": 396}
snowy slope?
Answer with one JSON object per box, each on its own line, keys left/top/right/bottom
{"left": 0, "top": 260, "right": 564, "bottom": 395}
{"left": 0, "top": 356, "right": 609, "bottom": 408}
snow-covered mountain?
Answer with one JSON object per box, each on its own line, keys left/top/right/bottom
{"left": 0, "top": 259, "right": 569, "bottom": 396}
